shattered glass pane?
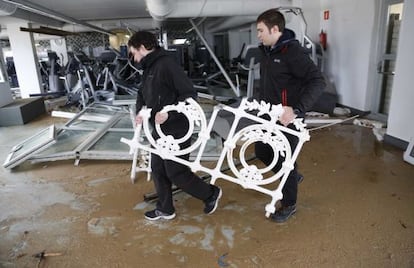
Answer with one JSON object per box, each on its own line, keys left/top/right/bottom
{"left": 3, "top": 125, "right": 55, "bottom": 169}
{"left": 36, "top": 129, "right": 92, "bottom": 156}
{"left": 89, "top": 131, "right": 133, "bottom": 151}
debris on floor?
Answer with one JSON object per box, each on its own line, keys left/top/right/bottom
{"left": 305, "top": 111, "right": 330, "bottom": 118}
{"left": 307, "top": 114, "right": 360, "bottom": 131}
{"left": 353, "top": 118, "right": 384, "bottom": 129}
{"left": 353, "top": 118, "right": 386, "bottom": 141}
{"left": 372, "top": 127, "right": 387, "bottom": 142}
{"left": 304, "top": 111, "right": 342, "bottom": 127}
{"left": 218, "top": 252, "right": 229, "bottom": 267}
{"left": 333, "top": 107, "right": 352, "bottom": 116}
{"left": 33, "top": 250, "right": 63, "bottom": 268}
{"left": 305, "top": 109, "right": 359, "bottom": 131}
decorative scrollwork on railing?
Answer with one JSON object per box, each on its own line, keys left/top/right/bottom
{"left": 155, "top": 135, "right": 180, "bottom": 154}
{"left": 148, "top": 98, "right": 208, "bottom": 157}
{"left": 121, "top": 98, "right": 310, "bottom": 217}
{"left": 227, "top": 125, "right": 291, "bottom": 187}
{"left": 242, "top": 99, "right": 284, "bottom": 123}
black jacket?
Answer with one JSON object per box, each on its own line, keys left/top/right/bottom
{"left": 136, "top": 48, "right": 196, "bottom": 135}
{"left": 258, "top": 29, "right": 325, "bottom": 115}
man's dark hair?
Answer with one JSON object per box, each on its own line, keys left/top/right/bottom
{"left": 127, "top": 31, "right": 159, "bottom": 50}
{"left": 257, "top": 9, "right": 285, "bottom": 33}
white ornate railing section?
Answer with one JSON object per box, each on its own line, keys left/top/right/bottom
{"left": 121, "top": 98, "right": 310, "bottom": 217}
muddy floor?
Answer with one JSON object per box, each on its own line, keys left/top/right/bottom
{"left": 0, "top": 114, "right": 413, "bottom": 267}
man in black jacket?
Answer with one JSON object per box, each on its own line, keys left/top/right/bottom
{"left": 256, "top": 9, "right": 326, "bottom": 222}
{"left": 128, "top": 31, "right": 222, "bottom": 221}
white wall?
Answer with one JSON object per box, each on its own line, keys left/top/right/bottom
{"left": 228, "top": 1, "right": 374, "bottom": 111}
{"left": 228, "top": 30, "right": 251, "bottom": 59}
{"left": 299, "top": 0, "right": 322, "bottom": 42}
{"left": 387, "top": 0, "right": 414, "bottom": 143}
{"left": 222, "top": 0, "right": 412, "bottom": 145}
{"left": 319, "top": 0, "right": 376, "bottom": 110}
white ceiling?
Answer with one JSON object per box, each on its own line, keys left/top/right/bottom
{"left": 0, "top": 0, "right": 191, "bottom": 40}
{"left": 0, "top": 0, "right": 293, "bottom": 37}
{"left": 26, "top": 0, "right": 150, "bottom": 21}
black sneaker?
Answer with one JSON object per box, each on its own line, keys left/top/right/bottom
{"left": 270, "top": 205, "right": 296, "bottom": 223}
{"left": 144, "top": 209, "right": 176, "bottom": 221}
{"left": 204, "top": 186, "right": 222, "bottom": 214}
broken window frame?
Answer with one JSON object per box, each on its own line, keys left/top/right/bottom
{"left": 3, "top": 124, "right": 56, "bottom": 169}
{"left": 30, "top": 103, "right": 135, "bottom": 165}
{"left": 4, "top": 102, "right": 223, "bottom": 170}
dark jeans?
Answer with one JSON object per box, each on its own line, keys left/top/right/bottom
{"left": 254, "top": 123, "right": 300, "bottom": 207}
{"left": 151, "top": 138, "right": 214, "bottom": 214}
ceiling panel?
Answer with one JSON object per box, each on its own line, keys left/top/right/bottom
{"left": 22, "top": 0, "right": 150, "bottom": 20}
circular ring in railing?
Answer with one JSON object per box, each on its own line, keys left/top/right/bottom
{"left": 227, "top": 124, "right": 292, "bottom": 186}
{"left": 153, "top": 98, "right": 208, "bottom": 156}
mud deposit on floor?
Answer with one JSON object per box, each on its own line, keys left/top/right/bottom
{"left": 1, "top": 123, "right": 414, "bottom": 267}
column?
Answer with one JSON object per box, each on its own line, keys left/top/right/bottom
{"left": 7, "top": 22, "right": 43, "bottom": 98}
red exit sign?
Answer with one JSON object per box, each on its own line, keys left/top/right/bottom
{"left": 324, "top": 10, "right": 330, "bottom": 20}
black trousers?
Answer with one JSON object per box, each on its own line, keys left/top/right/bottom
{"left": 151, "top": 138, "right": 214, "bottom": 214}
{"left": 254, "top": 123, "right": 300, "bottom": 207}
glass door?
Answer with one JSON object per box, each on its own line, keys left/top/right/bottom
{"left": 376, "top": 1, "right": 404, "bottom": 115}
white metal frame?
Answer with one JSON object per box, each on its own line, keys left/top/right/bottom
{"left": 403, "top": 137, "right": 414, "bottom": 165}
{"left": 3, "top": 125, "right": 56, "bottom": 169}
{"left": 121, "top": 98, "right": 310, "bottom": 217}
{"left": 29, "top": 103, "right": 134, "bottom": 164}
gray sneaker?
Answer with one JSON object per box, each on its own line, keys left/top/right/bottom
{"left": 204, "top": 186, "right": 222, "bottom": 214}
{"left": 270, "top": 205, "right": 296, "bottom": 223}
{"left": 144, "top": 209, "right": 176, "bottom": 221}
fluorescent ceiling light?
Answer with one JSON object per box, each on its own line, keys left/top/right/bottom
{"left": 173, "top": 39, "right": 187, "bottom": 45}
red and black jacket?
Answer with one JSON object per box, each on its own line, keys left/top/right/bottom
{"left": 258, "top": 29, "right": 326, "bottom": 116}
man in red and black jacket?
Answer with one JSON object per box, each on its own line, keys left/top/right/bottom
{"left": 256, "top": 9, "right": 326, "bottom": 222}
